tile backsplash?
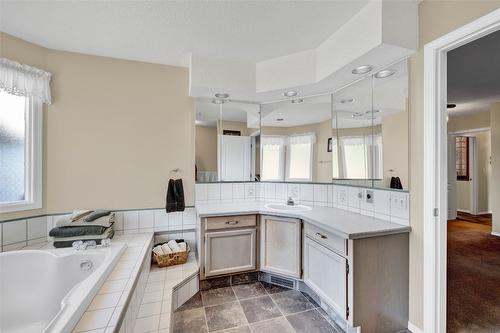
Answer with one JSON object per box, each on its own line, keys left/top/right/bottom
{"left": 0, "top": 207, "right": 197, "bottom": 252}
{"left": 195, "top": 182, "right": 410, "bottom": 227}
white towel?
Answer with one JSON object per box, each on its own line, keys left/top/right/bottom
{"left": 167, "top": 240, "right": 181, "bottom": 252}
{"left": 152, "top": 246, "right": 164, "bottom": 256}
{"left": 178, "top": 242, "right": 187, "bottom": 252}
{"left": 161, "top": 243, "right": 173, "bottom": 254}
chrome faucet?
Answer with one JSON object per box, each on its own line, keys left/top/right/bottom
{"left": 287, "top": 197, "right": 295, "bottom": 206}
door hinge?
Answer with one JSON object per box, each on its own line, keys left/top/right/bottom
{"left": 433, "top": 208, "right": 439, "bottom": 217}
{"left": 346, "top": 262, "right": 349, "bottom": 274}
{"left": 346, "top": 306, "right": 350, "bottom": 319}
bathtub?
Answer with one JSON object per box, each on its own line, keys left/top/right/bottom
{"left": 0, "top": 243, "right": 126, "bottom": 333}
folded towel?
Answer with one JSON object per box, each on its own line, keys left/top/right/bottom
{"left": 153, "top": 245, "right": 165, "bottom": 256}
{"left": 71, "top": 209, "right": 93, "bottom": 221}
{"left": 161, "top": 243, "right": 172, "bottom": 254}
{"left": 56, "top": 213, "right": 115, "bottom": 228}
{"left": 53, "top": 229, "right": 115, "bottom": 248}
{"left": 49, "top": 225, "right": 108, "bottom": 238}
{"left": 167, "top": 240, "right": 181, "bottom": 252}
{"left": 178, "top": 242, "right": 187, "bottom": 252}
{"left": 53, "top": 227, "right": 114, "bottom": 242}
{"left": 84, "top": 210, "right": 111, "bottom": 222}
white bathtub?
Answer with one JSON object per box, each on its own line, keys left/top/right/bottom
{"left": 0, "top": 243, "right": 126, "bottom": 333}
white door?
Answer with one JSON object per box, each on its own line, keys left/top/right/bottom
{"left": 219, "top": 135, "right": 251, "bottom": 181}
{"left": 303, "top": 236, "right": 347, "bottom": 319}
{"left": 205, "top": 229, "right": 256, "bottom": 277}
{"left": 260, "top": 216, "right": 301, "bottom": 278}
{"left": 447, "top": 134, "right": 457, "bottom": 220}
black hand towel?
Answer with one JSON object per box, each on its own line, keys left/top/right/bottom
{"left": 174, "top": 179, "right": 185, "bottom": 212}
{"left": 166, "top": 179, "right": 177, "bottom": 213}
{"left": 390, "top": 176, "right": 403, "bottom": 190}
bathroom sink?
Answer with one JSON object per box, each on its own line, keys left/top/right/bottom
{"left": 264, "top": 203, "right": 312, "bottom": 212}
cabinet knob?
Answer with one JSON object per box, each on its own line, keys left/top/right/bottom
{"left": 225, "top": 221, "right": 239, "bottom": 225}
{"left": 316, "top": 232, "right": 327, "bottom": 239}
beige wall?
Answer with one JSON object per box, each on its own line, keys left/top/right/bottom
{"left": 195, "top": 125, "right": 217, "bottom": 172}
{"left": 491, "top": 102, "right": 500, "bottom": 233}
{"left": 0, "top": 32, "right": 195, "bottom": 221}
{"left": 448, "top": 111, "right": 490, "bottom": 132}
{"left": 409, "top": 1, "right": 500, "bottom": 329}
{"left": 381, "top": 111, "right": 409, "bottom": 189}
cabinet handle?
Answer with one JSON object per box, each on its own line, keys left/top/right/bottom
{"left": 225, "top": 221, "right": 239, "bottom": 225}
{"left": 316, "top": 232, "right": 327, "bottom": 239}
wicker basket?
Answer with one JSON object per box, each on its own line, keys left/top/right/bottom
{"left": 153, "top": 241, "right": 190, "bottom": 268}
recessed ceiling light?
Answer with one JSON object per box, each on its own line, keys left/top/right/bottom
{"left": 374, "top": 69, "right": 396, "bottom": 78}
{"left": 283, "top": 91, "right": 298, "bottom": 97}
{"left": 291, "top": 98, "right": 304, "bottom": 104}
{"left": 212, "top": 99, "right": 226, "bottom": 104}
{"left": 340, "top": 98, "right": 355, "bottom": 104}
{"left": 276, "top": 118, "right": 284, "bottom": 121}
{"left": 352, "top": 112, "right": 363, "bottom": 118}
{"left": 365, "top": 109, "right": 380, "bottom": 114}
{"left": 447, "top": 103, "right": 457, "bottom": 109}
{"left": 352, "top": 65, "right": 373, "bottom": 75}
{"left": 214, "top": 93, "right": 229, "bottom": 99}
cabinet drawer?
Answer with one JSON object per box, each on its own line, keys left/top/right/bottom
{"left": 304, "top": 223, "right": 347, "bottom": 256}
{"left": 205, "top": 215, "right": 256, "bottom": 230}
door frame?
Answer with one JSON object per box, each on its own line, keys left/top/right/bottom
{"left": 423, "top": 8, "right": 500, "bottom": 333}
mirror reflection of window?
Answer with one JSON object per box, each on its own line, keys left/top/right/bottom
{"left": 286, "top": 133, "right": 315, "bottom": 181}
{"left": 261, "top": 136, "right": 285, "bottom": 181}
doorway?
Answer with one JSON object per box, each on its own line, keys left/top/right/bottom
{"left": 423, "top": 8, "right": 500, "bottom": 333}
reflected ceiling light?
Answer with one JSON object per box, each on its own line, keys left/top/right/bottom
{"left": 283, "top": 90, "right": 298, "bottom": 97}
{"left": 211, "top": 99, "right": 226, "bottom": 104}
{"left": 352, "top": 112, "right": 363, "bottom": 118}
{"left": 214, "top": 93, "right": 229, "bottom": 99}
{"left": 365, "top": 110, "right": 380, "bottom": 114}
{"left": 374, "top": 69, "right": 395, "bottom": 78}
{"left": 276, "top": 118, "right": 284, "bottom": 122}
{"left": 352, "top": 65, "right": 373, "bottom": 75}
{"left": 447, "top": 104, "right": 457, "bottom": 109}
{"left": 340, "top": 98, "right": 355, "bottom": 104}
{"left": 291, "top": 98, "right": 304, "bottom": 104}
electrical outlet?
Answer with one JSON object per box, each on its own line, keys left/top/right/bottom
{"left": 390, "top": 193, "right": 408, "bottom": 210}
{"left": 339, "top": 189, "right": 348, "bottom": 205}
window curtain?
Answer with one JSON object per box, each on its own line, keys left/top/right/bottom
{"left": 287, "top": 133, "right": 316, "bottom": 145}
{"left": 0, "top": 57, "right": 52, "bottom": 105}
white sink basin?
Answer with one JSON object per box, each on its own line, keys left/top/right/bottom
{"left": 264, "top": 203, "right": 312, "bottom": 212}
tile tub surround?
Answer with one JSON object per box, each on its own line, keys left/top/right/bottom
{"left": 196, "top": 200, "right": 409, "bottom": 240}
{"left": 0, "top": 207, "right": 197, "bottom": 253}
{"left": 172, "top": 281, "right": 343, "bottom": 333}
{"left": 195, "top": 183, "right": 409, "bottom": 227}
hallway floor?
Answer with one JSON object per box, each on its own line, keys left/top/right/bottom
{"left": 447, "top": 213, "right": 500, "bottom": 332}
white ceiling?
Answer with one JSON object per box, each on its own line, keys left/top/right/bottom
{"left": 448, "top": 29, "right": 500, "bottom": 117}
{"left": 0, "top": 0, "right": 368, "bottom": 67}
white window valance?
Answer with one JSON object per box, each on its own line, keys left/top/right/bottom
{"left": 261, "top": 135, "right": 286, "bottom": 146}
{"left": 0, "top": 57, "right": 52, "bottom": 105}
{"left": 287, "top": 133, "right": 316, "bottom": 145}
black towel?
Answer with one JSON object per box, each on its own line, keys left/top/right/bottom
{"left": 390, "top": 176, "right": 403, "bottom": 190}
{"left": 174, "top": 179, "right": 185, "bottom": 212}
{"left": 166, "top": 179, "right": 177, "bottom": 213}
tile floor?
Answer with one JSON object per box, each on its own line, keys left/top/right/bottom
{"left": 172, "top": 281, "right": 344, "bottom": 333}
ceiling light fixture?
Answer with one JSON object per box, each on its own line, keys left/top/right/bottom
{"left": 283, "top": 91, "right": 298, "bottom": 97}
{"left": 211, "top": 99, "right": 226, "bottom": 105}
{"left": 340, "top": 98, "right": 355, "bottom": 104}
{"left": 374, "top": 69, "right": 396, "bottom": 78}
{"left": 214, "top": 93, "right": 229, "bottom": 99}
{"left": 276, "top": 118, "right": 284, "bottom": 122}
{"left": 447, "top": 104, "right": 457, "bottom": 109}
{"left": 352, "top": 65, "right": 373, "bottom": 75}
{"left": 291, "top": 98, "right": 304, "bottom": 104}
{"left": 365, "top": 110, "right": 380, "bottom": 114}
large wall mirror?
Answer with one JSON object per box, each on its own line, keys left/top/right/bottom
{"left": 260, "top": 95, "right": 333, "bottom": 183}
{"left": 195, "top": 99, "right": 260, "bottom": 182}
{"left": 332, "top": 59, "right": 409, "bottom": 190}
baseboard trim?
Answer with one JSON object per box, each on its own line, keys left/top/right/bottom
{"left": 457, "top": 209, "right": 471, "bottom": 213}
{"left": 408, "top": 322, "right": 424, "bottom": 333}
{"left": 491, "top": 231, "right": 500, "bottom": 237}
{"left": 478, "top": 211, "right": 492, "bottom": 215}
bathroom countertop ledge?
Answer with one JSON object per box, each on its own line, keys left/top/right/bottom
{"left": 196, "top": 200, "right": 411, "bottom": 239}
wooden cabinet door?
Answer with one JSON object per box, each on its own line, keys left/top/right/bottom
{"left": 204, "top": 229, "right": 256, "bottom": 277}
{"left": 260, "top": 215, "right": 301, "bottom": 278}
{"left": 304, "top": 236, "right": 348, "bottom": 319}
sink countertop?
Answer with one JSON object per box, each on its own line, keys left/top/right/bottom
{"left": 196, "top": 200, "right": 411, "bottom": 240}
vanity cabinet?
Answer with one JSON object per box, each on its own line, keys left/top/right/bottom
{"left": 201, "top": 215, "right": 258, "bottom": 279}
{"left": 260, "top": 215, "right": 301, "bottom": 278}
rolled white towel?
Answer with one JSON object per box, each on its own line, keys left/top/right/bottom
{"left": 152, "top": 245, "right": 164, "bottom": 256}
{"left": 178, "top": 242, "right": 187, "bottom": 252}
{"left": 161, "top": 243, "right": 173, "bottom": 254}
{"left": 167, "top": 240, "right": 181, "bottom": 253}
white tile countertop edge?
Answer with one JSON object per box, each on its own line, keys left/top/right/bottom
{"left": 196, "top": 200, "right": 411, "bottom": 239}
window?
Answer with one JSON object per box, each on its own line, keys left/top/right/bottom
{"left": 0, "top": 89, "right": 42, "bottom": 212}
{"left": 286, "top": 133, "right": 315, "bottom": 182}
{"left": 337, "top": 134, "right": 383, "bottom": 180}
{"left": 261, "top": 136, "right": 285, "bottom": 181}
{"left": 455, "top": 136, "right": 469, "bottom": 181}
